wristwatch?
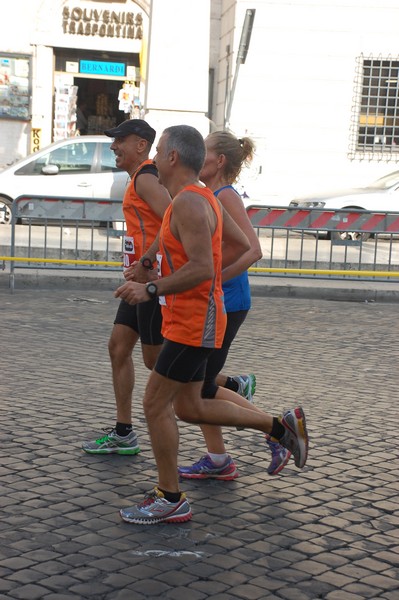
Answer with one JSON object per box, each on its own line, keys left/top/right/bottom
{"left": 146, "top": 282, "right": 158, "bottom": 299}
{"left": 140, "top": 257, "right": 154, "bottom": 270}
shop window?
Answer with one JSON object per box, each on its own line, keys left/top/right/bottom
{"left": 349, "top": 54, "right": 399, "bottom": 161}
{"left": 0, "top": 53, "right": 30, "bottom": 120}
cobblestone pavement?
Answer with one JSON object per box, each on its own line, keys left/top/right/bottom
{"left": 1, "top": 289, "right": 398, "bottom": 600}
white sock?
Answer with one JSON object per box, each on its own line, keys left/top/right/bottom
{"left": 208, "top": 452, "right": 228, "bottom": 466}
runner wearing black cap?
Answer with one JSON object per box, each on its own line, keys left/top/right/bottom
{"left": 82, "top": 119, "right": 171, "bottom": 456}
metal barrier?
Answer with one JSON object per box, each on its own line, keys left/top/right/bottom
{"left": 246, "top": 205, "right": 399, "bottom": 281}
{"left": 7, "top": 195, "right": 125, "bottom": 290}
{"left": 1, "top": 199, "right": 399, "bottom": 289}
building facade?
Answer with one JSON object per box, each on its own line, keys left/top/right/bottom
{"left": 0, "top": 0, "right": 212, "bottom": 171}
{"left": 0, "top": 1, "right": 151, "bottom": 167}
{"left": 212, "top": 0, "right": 399, "bottom": 202}
{"left": 2, "top": 0, "right": 399, "bottom": 204}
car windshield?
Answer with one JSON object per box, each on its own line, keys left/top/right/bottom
{"left": 368, "top": 171, "right": 399, "bottom": 190}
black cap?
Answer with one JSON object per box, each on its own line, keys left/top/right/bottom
{"left": 104, "top": 119, "right": 156, "bottom": 144}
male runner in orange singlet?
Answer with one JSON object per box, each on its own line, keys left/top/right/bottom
{"left": 82, "top": 119, "right": 171, "bottom": 455}
{"left": 115, "top": 125, "right": 309, "bottom": 524}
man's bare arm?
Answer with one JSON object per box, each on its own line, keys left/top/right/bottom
{"left": 123, "top": 172, "right": 170, "bottom": 282}
{"left": 135, "top": 172, "right": 171, "bottom": 219}
{"left": 115, "top": 191, "right": 215, "bottom": 303}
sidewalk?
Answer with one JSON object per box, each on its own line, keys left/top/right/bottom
{"left": 1, "top": 268, "right": 399, "bottom": 303}
{"left": 1, "top": 289, "right": 398, "bottom": 599}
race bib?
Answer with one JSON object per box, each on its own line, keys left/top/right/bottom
{"left": 123, "top": 236, "right": 135, "bottom": 269}
{"left": 156, "top": 252, "right": 166, "bottom": 305}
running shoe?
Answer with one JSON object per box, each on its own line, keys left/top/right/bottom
{"left": 178, "top": 454, "right": 238, "bottom": 480}
{"left": 120, "top": 487, "right": 192, "bottom": 525}
{"left": 82, "top": 428, "right": 140, "bottom": 455}
{"left": 279, "top": 407, "right": 308, "bottom": 469}
{"left": 265, "top": 434, "right": 291, "bottom": 475}
{"left": 232, "top": 374, "right": 256, "bottom": 402}
{"left": 234, "top": 374, "right": 256, "bottom": 431}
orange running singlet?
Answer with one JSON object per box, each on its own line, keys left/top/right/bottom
{"left": 158, "top": 185, "right": 226, "bottom": 348}
{"left": 122, "top": 160, "right": 162, "bottom": 269}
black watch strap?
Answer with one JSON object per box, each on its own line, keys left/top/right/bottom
{"left": 140, "top": 257, "right": 154, "bottom": 270}
{"left": 146, "top": 282, "right": 158, "bottom": 299}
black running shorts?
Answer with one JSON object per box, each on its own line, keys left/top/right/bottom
{"left": 202, "top": 309, "right": 248, "bottom": 398}
{"left": 114, "top": 298, "right": 163, "bottom": 345}
{"left": 154, "top": 340, "right": 214, "bottom": 383}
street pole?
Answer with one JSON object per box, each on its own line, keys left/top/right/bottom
{"left": 224, "top": 8, "right": 256, "bottom": 129}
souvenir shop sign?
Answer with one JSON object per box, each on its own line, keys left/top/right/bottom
{"left": 0, "top": 54, "right": 30, "bottom": 120}
{"left": 62, "top": 7, "right": 143, "bottom": 39}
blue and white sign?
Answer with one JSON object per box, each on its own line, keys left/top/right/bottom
{"left": 79, "top": 61, "right": 125, "bottom": 76}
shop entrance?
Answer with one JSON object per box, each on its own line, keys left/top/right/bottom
{"left": 53, "top": 47, "right": 140, "bottom": 140}
{"left": 74, "top": 77, "right": 126, "bottom": 135}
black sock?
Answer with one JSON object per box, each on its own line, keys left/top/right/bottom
{"left": 270, "top": 417, "right": 285, "bottom": 441}
{"left": 224, "top": 376, "right": 239, "bottom": 393}
{"left": 116, "top": 422, "right": 133, "bottom": 437}
{"left": 158, "top": 488, "right": 182, "bottom": 503}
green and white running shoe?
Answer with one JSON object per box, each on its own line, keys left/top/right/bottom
{"left": 232, "top": 374, "right": 256, "bottom": 402}
{"left": 233, "top": 374, "right": 256, "bottom": 430}
{"left": 82, "top": 428, "right": 140, "bottom": 455}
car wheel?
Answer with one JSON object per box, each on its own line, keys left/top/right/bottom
{"left": 330, "top": 230, "right": 371, "bottom": 242}
{"left": 0, "top": 196, "right": 12, "bottom": 225}
{"left": 330, "top": 206, "right": 371, "bottom": 242}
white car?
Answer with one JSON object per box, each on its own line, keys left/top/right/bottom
{"left": 289, "top": 170, "right": 399, "bottom": 240}
{"left": 0, "top": 135, "right": 128, "bottom": 225}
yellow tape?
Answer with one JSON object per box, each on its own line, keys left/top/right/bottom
{"left": 248, "top": 266, "right": 399, "bottom": 277}
{"left": 0, "top": 256, "right": 121, "bottom": 267}
{"left": 1, "top": 257, "right": 398, "bottom": 278}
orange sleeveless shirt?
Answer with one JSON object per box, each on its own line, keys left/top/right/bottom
{"left": 123, "top": 159, "right": 162, "bottom": 268}
{"left": 158, "top": 185, "right": 226, "bottom": 348}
